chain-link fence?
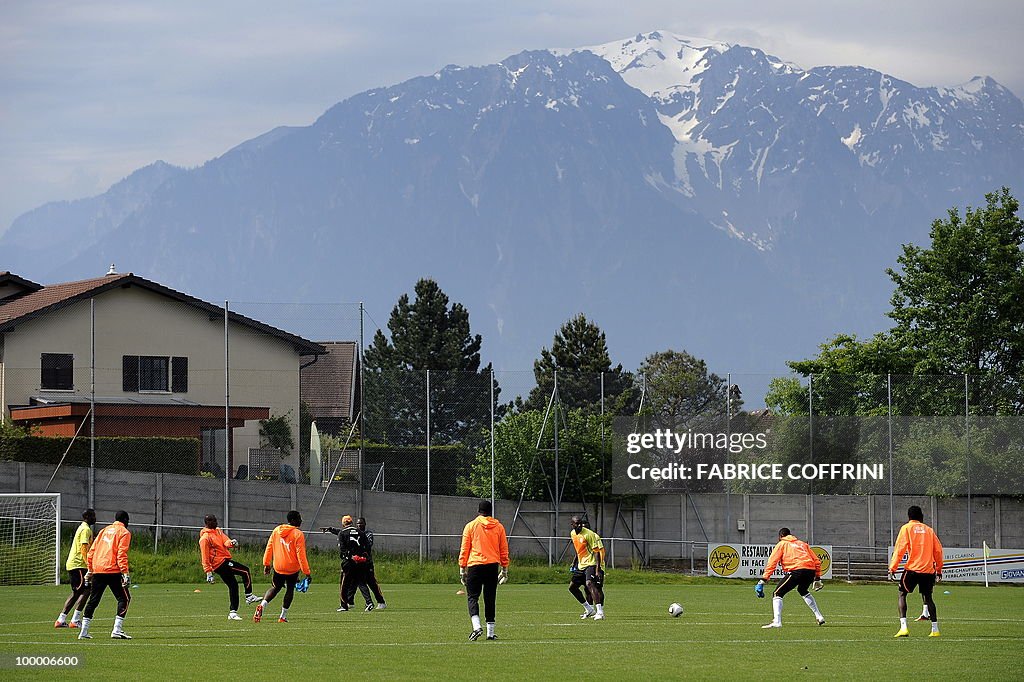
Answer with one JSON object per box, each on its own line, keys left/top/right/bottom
{"left": 2, "top": 291, "right": 1022, "bottom": 560}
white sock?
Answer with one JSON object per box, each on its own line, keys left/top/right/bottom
{"left": 229, "top": 610, "right": 238, "bottom": 616}
{"left": 772, "top": 596, "right": 783, "bottom": 624}
{"left": 113, "top": 616, "right": 125, "bottom": 633}
{"left": 57, "top": 612, "right": 67, "bottom": 624}
{"left": 471, "top": 615, "right": 481, "bottom": 630}
{"left": 931, "top": 621, "right": 939, "bottom": 633}
{"left": 280, "top": 608, "right": 288, "bottom": 619}
{"left": 583, "top": 603, "right": 595, "bottom": 614}
{"left": 802, "top": 593, "right": 823, "bottom": 619}
{"left": 596, "top": 604, "right": 604, "bottom": 616}
{"left": 80, "top": 617, "right": 91, "bottom": 634}
{"left": 260, "top": 599, "right": 268, "bottom": 608}
{"left": 486, "top": 622, "right": 495, "bottom": 637}
{"left": 900, "top": 617, "right": 908, "bottom": 629}
{"left": 71, "top": 610, "right": 83, "bottom": 624}
{"left": 922, "top": 605, "right": 930, "bottom": 617}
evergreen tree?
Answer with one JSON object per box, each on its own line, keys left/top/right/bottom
{"left": 525, "top": 314, "right": 635, "bottom": 413}
{"left": 363, "top": 279, "right": 497, "bottom": 446}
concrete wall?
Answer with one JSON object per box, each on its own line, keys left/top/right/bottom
{"left": 4, "top": 461, "right": 1021, "bottom": 567}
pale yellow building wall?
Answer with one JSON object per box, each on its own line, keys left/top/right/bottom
{"left": 0, "top": 285, "right": 304, "bottom": 472}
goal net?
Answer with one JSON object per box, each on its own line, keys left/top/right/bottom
{"left": 0, "top": 493, "right": 60, "bottom": 585}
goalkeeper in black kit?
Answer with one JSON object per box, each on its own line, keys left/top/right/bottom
{"left": 321, "top": 515, "right": 373, "bottom": 611}
{"left": 356, "top": 517, "right": 387, "bottom": 609}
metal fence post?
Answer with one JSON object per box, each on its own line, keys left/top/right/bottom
{"left": 224, "top": 302, "right": 230, "bottom": 530}
{"left": 490, "top": 368, "right": 495, "bottom": 508}
{"left": 89, "top": 299, "right": 95, "bottom": 509}
{"left": 426, "top": 369, "right": 431, "bottom": 557}
{"left": 888, "top": 373, "right": 894, "bottom": 545}
{"left": 965, "top": 373, "right": 972, "bottom": 547}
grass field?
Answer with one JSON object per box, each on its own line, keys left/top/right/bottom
{"left": 1, "top": 580, "right": 1022, "bottom": 680}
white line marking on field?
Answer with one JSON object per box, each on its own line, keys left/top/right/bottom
{"left": 2, "top": 637, "right": 1023, "bottom": 648}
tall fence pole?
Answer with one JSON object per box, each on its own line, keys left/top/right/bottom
{"left": 965, "top": 373, "right": 971, "bottom": 547}
{"left": 887, "top": 373, "right": 894, "bottom": 545}
{"left": 808, "top": 374, "right": 814, "bottom": 542}
{"left": 726, "top": 371, "right": 732, "bottom": 541}
{"left": 89, "top": 299, "right": 96, "bottom": 509}
{"left": 224, "top": 302, "right": 230, "bottom": 530}
{"left": 600, "top": 372, "right": 605, "bottom": 535}
{"left": 490, "top": 368, "right": 495, "bottom": 508}
{"left": 426, "top": 369, "right": 431, "bottom": 557}
{"left": 358, "top": 302, "right": 364, "bottom": 518}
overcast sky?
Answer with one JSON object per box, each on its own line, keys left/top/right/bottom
{"left": 1, "top": 0, "right": 1021, "bottom": 233}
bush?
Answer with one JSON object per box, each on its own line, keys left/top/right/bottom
{"left": 0, "top": 435, "right": 201, "bottom": 475}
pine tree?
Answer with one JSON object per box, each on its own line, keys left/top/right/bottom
{"left": 363, "top": 279, "right": 497, "bottom": 446}
{"left": 525, "top": 314, "right": 635, "bottom": 412}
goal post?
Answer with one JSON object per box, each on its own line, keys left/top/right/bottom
{"left": 0, "top": 493, "right": 61, "bottom": 585}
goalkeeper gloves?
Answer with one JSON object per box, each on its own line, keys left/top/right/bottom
{"left": 352, "top": 555, "right": 368, "bottom": 563}
{"left": 812, "top": 580, "right": 824, "bottom": 592}
{"left": 296, "top": 576, "right": 311, "bottom": 593}
{"left": 206, "top": 572, "right": 215, "bottom": 583}
{"left": 888, "top": 571, "right": 897, "bottom": 582}
{"left": 83, "top": 571, "right": 92, "bottom": 587}
{"left": 498, "top": 567, "right": 508, "bottom": 585}
{"left": 121, "top": 573, "right": 131, "bottom": 587}
{"left": 754, "top": 580, "right": 765, "bottom": 598}
{"left": 459, "top": 567, "right": 467, "bottom": 586}
{"left": 230, "top": 539, "right": 239, "bottom": 548}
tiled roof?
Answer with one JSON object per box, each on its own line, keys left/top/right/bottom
{"left": 0, "top": 272, "right": 325, "bottom": 355}
{"left": 301, "top": 341, "right": 358, "bottom": 420}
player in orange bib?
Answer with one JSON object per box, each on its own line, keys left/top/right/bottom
{"left": 755, "top": 528, "right": 825, "bottom": 628}
{"left": 79, "top": 510, "right": 133, "bottom": 640}
{"left": 254, "top": 510, "right": 311, "bottom": 623}
{"left": 459, "top": 499, "right": 509, "bottom": 641}
{"left": 199, "top": 514, "right": 260, "bottom": 620}
{"left": 888, "top": 505, "right": 943, "bottom": 638}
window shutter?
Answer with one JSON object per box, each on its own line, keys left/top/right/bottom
{"left": 172, "top": 356, "right": 188, "bottom": 393}
{"left": 55, "top": 354, "right": 73, "bottom": 390}
{"left": 123, "top": 355, "right": 139, "bottom": 392}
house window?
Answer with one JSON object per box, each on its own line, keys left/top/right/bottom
{"left": 140, "top": 356, "right": 169, "bottom": 391}
{"left": 40, "top": 353, "right": 74, "bottom": 390}
{"left": 123, "top": 355, "right": 188, "bottom": 393}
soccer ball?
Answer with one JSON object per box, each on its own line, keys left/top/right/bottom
{"left": 668, "top": 602, "right": 684, "bottom": 617}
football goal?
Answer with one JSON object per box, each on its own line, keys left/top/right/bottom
{"left": 0, "top": 493, "right": 61, "bottom": 585}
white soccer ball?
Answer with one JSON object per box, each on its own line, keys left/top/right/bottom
{"left": 668, "top": 602, "right": 684, "bottom": 617}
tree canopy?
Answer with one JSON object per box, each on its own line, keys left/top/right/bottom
{"left": 766, "top": 187, "right": 1024, "bottom": 416}
{"left": 524, "top": 314, "right": 635, "bottom": 413}
{"left": 362, "top": 279, "right": 496, "bottom": 446}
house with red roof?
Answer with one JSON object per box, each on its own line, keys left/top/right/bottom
{"left": 0, "top": 269, "right": 324, "bottom": 478}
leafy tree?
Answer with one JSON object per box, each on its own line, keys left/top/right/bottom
{"left": 767, "top": 188, "right": 1024, "bottom": 417}
{"left": 462, "top": 407, "right": 612, "bottom": 502}
{"left": 639, "top": 349, "right": 740, "bottom": 429}
{"left": 259, "top": 413, "right": 294, "bottom": 455}
{"left": 525, "top": 314, "right": 635, "bottom": 413}
{"left": 887, "top": 187, "right": 1024, "bottom": 413}
{"left": 363, "top": 279, "right": 497, "bottom": 446}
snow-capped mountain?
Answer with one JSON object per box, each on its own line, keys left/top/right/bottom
{"left": 2, "top": 31, "right": 1021, "bottom": 379}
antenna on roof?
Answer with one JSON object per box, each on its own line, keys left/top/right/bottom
{"left": 106, "top": 264, "right": 118, "bottom": 276}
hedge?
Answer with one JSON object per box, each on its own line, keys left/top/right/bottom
{"left": 0, "top": 435, "right": 201, "bottom": 476}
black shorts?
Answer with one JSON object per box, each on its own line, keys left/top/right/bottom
{"left": 272, "top": 571, "right": 300, "bottom": 590}
{"left": 569, "top": 571, "right": 586, "bottom": 588}
{"left": 68, "top": 567, "right": 87, "bottom": 592}
{"left": 774, "top": 568, "right": 816, "bottom": 597}
{"left": 583, "top": 565, "right": 603, "bottom": 586}
{"left": 898, "top": 570, "right": 936, "bottom": 596}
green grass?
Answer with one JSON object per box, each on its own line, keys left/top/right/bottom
{"left": 2, "top": 580, "right": 1022, "bottom": 680}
